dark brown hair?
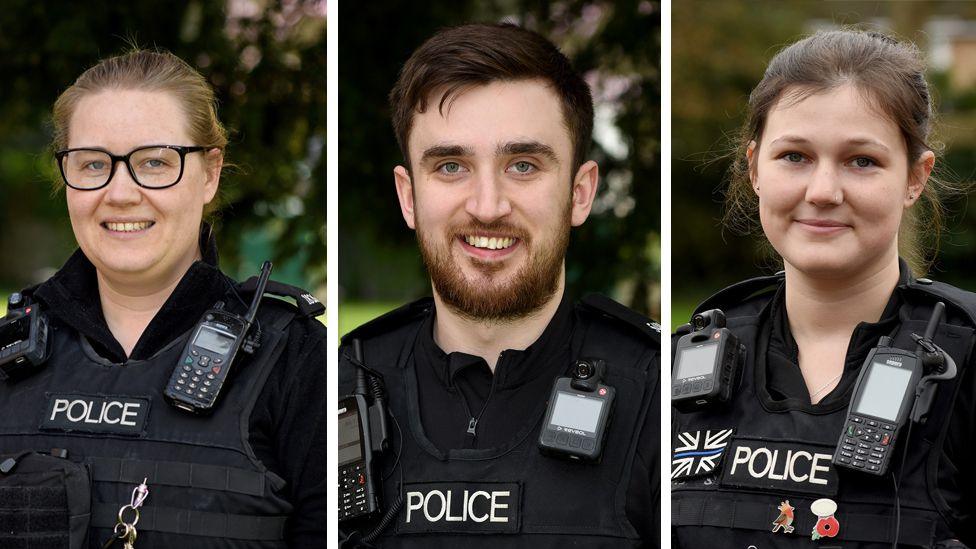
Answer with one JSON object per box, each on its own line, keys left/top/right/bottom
{"left": 389, "top": 23, "right": 594, "bottom": 171}
{"left": 725, "top": 29, "right": 961, "bottom": 275}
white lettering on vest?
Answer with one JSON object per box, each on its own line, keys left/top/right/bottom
{"left": 729, "top": 445, "right": 832, "bottom": 485}
{"left": 49, "top": 398, "right": 141, "bottom": 426}
{"left": 403, "top": 489, "right": 512, "bottom": 524}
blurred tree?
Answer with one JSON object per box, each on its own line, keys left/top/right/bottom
{"left": 0, "top": 0, "right": 325, "bottom": 290}
{"left": 339, "top": 0, "right": 661, "bottom": 318}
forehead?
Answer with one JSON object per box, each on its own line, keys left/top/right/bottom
{"left": 406, "top": 79, "right": 571, "bottom": 161}
{"left": 68, "top": 89, "right": 190, "bottom": 150}
{"left": 762, "top": 84, "right": 905, "bottom": 153}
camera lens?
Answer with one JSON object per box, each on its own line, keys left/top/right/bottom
{"left": 693, "top": 315, "right": 705, "bottom": 330}
{"left": 575, "top": 361, "right": 592, "bottom": 379}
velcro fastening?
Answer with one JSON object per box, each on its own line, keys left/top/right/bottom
{"left": 92, "top": 504, "right": 287, "bottom": 540}
{"left": 88, "top": 457, "right": 265, "bottom": 497}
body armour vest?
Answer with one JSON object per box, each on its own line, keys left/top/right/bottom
{"left": 340, "top": 296, "right": 660, "bottom": 548}
{"left": 0, "top": 294, "right": 299, "bottom": 549}
{"left": 671, "top": 274, "right": 976, "bottom": 549}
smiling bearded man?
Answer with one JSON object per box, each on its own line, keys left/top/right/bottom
{"left": 338, "top": 23, "right": 661, "bottom": 549}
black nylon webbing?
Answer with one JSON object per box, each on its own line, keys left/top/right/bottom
{"left": 673, "top": 495, "right": 936, "bottom": 546}
{"left": 91, "top": 504, "right": 287, "bottom": 540}
{"left": 87, "top": 457, "right": 265, "bottom": 496}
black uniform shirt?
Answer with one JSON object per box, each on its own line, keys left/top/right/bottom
{"left": 409, "top": 292, "right": 658, "bottom": 542}
{"left": 762, "top": 272, "right": 976, "bottom": 546}
{"left": 30, "top": 229, "right": 327, "bottom": 548}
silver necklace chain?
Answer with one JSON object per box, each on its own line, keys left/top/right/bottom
{"left": 809, "top": 371, "right": 844, "bottom": 400}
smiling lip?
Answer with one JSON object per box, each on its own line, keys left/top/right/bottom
{"left": 101, "top": 219, "right": 156, "bottom": 238}
{"left": 457, "top": 234, "right": 520, "bottom": 260}
{"left": 794, "top": 218, "right": 850, "bottom": 235}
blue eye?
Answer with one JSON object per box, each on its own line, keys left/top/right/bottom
{"left": 510, "top": 161, "right": 536, "bottom": 174}
{"left": 852, "top": 157, "right": 875, "bottom": 168}
{"left": 784, "top": 152, "right": 804, "bottom": 163}
{"left": 438, "top": 162, "right": 463, "bottom": 175}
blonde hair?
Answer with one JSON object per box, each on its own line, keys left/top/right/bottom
{"left": 52, "top": 49, "right": 227, "bottom": 178}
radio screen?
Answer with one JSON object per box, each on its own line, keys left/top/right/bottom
{"left": 194, "top": 326, "right": 234, "bottom": 354}
{"left": 854, "top": 361, "right": 914, "bottom": 421}
{"left": 338, "top": 406, "right": 363, "bottom": 466}
{"left": 550, "top": 391, "right": 603, "bottom": 433}
{"left": 675, "top": 343, "right": 718, "bottom": 380}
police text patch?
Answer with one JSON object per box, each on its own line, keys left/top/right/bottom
{"left": 41, "top": 394, "right": 150, "bottom": 436}
{"left": 719, "top": 438, "right": 839, "bottom": 496}
{"left": 398, "top": 481, "right": 520, "bottom": 534}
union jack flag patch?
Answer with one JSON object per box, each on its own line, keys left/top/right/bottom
{"left": 671, "top": 429, "right": 734, "bottom": 480}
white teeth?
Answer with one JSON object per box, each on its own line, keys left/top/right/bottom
{"left": 105, "top": 221, "right": 153, "bottom": 232}
{"left": 464, "top": 235, "right": 515, "bottom": 250}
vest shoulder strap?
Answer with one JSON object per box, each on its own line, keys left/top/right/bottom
{"left": 340, "top": 297, "right": 433, "bottom": 346}
{"left": 236, "top": 277, "right": 324, "bottom": 318}
{"left": 693, "top": 273, "right": 784, "bottom": 319}
{"left": 902, "top": 278, "right": 976, "bottom": 327}
{"left": 578, "top": 293, "right": 661, "bottom": 345}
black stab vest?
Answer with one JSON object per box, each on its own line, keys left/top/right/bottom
{"left": 0, "top": 298, "right": 298, "bottom": 549}
{"left": 672, "top": 275, "right": 975, "bottom": 548}
{"left": 342, "top": 298, "right": 659, "bottom": 548}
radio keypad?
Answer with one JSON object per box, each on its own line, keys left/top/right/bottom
{"left": 838, "top": 416, "right": 893, "bottom": 473}
{"left": 339, "top": 462, "right": 370, "bottom": 520}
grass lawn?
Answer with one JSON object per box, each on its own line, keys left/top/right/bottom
{"left": 671, "top": 295, "right": 703, "bottom": 332}
{"left": 339, "top": 301, "right": 402, "bottom": 339}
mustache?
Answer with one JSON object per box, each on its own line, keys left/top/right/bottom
{"left": 450, "top": 221, "right": 530, "bottom": 242}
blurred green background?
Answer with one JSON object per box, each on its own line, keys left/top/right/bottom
{"left": 673, "top": 1, "right": 976, "bottom": 329}
{"left": 339, "top": 0, "right": 661, "bottom": 336}
{"left": 0, "top": 0, "right": 325, "bottom": 303}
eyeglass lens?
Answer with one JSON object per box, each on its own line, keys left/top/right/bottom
{"left": 61, "top": 147, "right": 183, "bottom": 189}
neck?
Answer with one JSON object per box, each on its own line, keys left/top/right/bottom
{"left": 97, "top": 253, "right": 200, "bottom": 357}
{"left": 432, "top": 275, "right": 565, "bottom": 371}
{"left": 784, "top": 255, "right": 901, "bottom": 341}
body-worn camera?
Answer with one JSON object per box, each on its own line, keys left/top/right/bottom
{"left": 0, "top": 293, "right": 50, "bottom": 382}
{"left": 672, "top": 309, "right": 743, "bottom": 411}
{"left": 164, "top": 262, "right": 272, "bottom": 414}
{"left": 538, "top": 359, "right": 615, "bottom": 462}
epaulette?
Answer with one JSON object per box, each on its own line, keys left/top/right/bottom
{"left": 236, "top": 277, "right": 325, "bottom": 318}
{"left": 341, "top": 297, "right": 434, "bottom": 345}
{"left": 901, "top": 276, "right": 976, "bottom": 327}
{"left": 578, "top": 293, "right": 661, "bottom": 344}
{"left": 694, "top": 272, "right": 785, "bottom": 317}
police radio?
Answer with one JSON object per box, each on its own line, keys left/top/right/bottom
{"left": 0, "top": 293, "right": 50, "bottom": 382}
{"left": 672, "top": 309, "right": 743, "bottom": 411}
{"left": 339, "top": 340, "right": 386, "bottom": 524}
{"left": 163, "top": 261, "right": 272, "bottom": 414}
{"left": 538, "top": 359, "right": 615, "bottom": 462}
{"left": 833, "top": 302, "right": 954, "bottom": 476}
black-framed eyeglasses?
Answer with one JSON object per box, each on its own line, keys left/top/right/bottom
{"left": 54, "top": 145, "right": 210, "bottom": 190}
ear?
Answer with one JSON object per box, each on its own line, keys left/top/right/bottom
{"left": 394, "top": 165, "right": 416, "bottom": 229}
{"left": 202, "top": 148, "right": 223, "bottom": 204}
{"left": 746, "top": 141, "right": 758, "bottom": 194}
{"left": 906, "top": 150, "right": 935, "bottom": 207}
{"left": 570, "top": 160, "right": 600, "bottom": 227}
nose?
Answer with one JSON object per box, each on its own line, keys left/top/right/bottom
{"left": 464, "top": 171, "right": 512, "bottom": 223}
{"left": 102, "top": 160, "right": 143, "bottom": 206}
{"left": 805, "top": 162, "right": 843, "bottom": 206}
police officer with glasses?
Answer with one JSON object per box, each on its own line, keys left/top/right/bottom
{"left": 0, "top": 50, "right": 326, "bottom": 548}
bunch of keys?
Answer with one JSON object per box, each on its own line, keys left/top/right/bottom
{"left": 102, "top": 478, "right": 149, "bottom": 549}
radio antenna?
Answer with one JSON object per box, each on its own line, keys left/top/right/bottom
{"left": 245, "top": 261, "right": 273, "bottom": 325}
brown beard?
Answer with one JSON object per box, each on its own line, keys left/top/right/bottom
{"left": 416, "top": 214, "right": 570, "bottom": 322}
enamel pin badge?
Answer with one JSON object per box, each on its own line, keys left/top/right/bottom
{"left": 770, "top": 500, "right": 795, "bottom": 533}
{"left": 810, "top": 498, "right": 840, "bottom": 540}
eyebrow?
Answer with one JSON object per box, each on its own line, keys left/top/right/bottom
{"left": 497, "top": 141, "right": 559, "bottom": 164}
{"left": 768, "top": 134, "right": 891, "bottom": 152}
{"left": 420, "top": 144, "right": 474, "bottom": 164}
